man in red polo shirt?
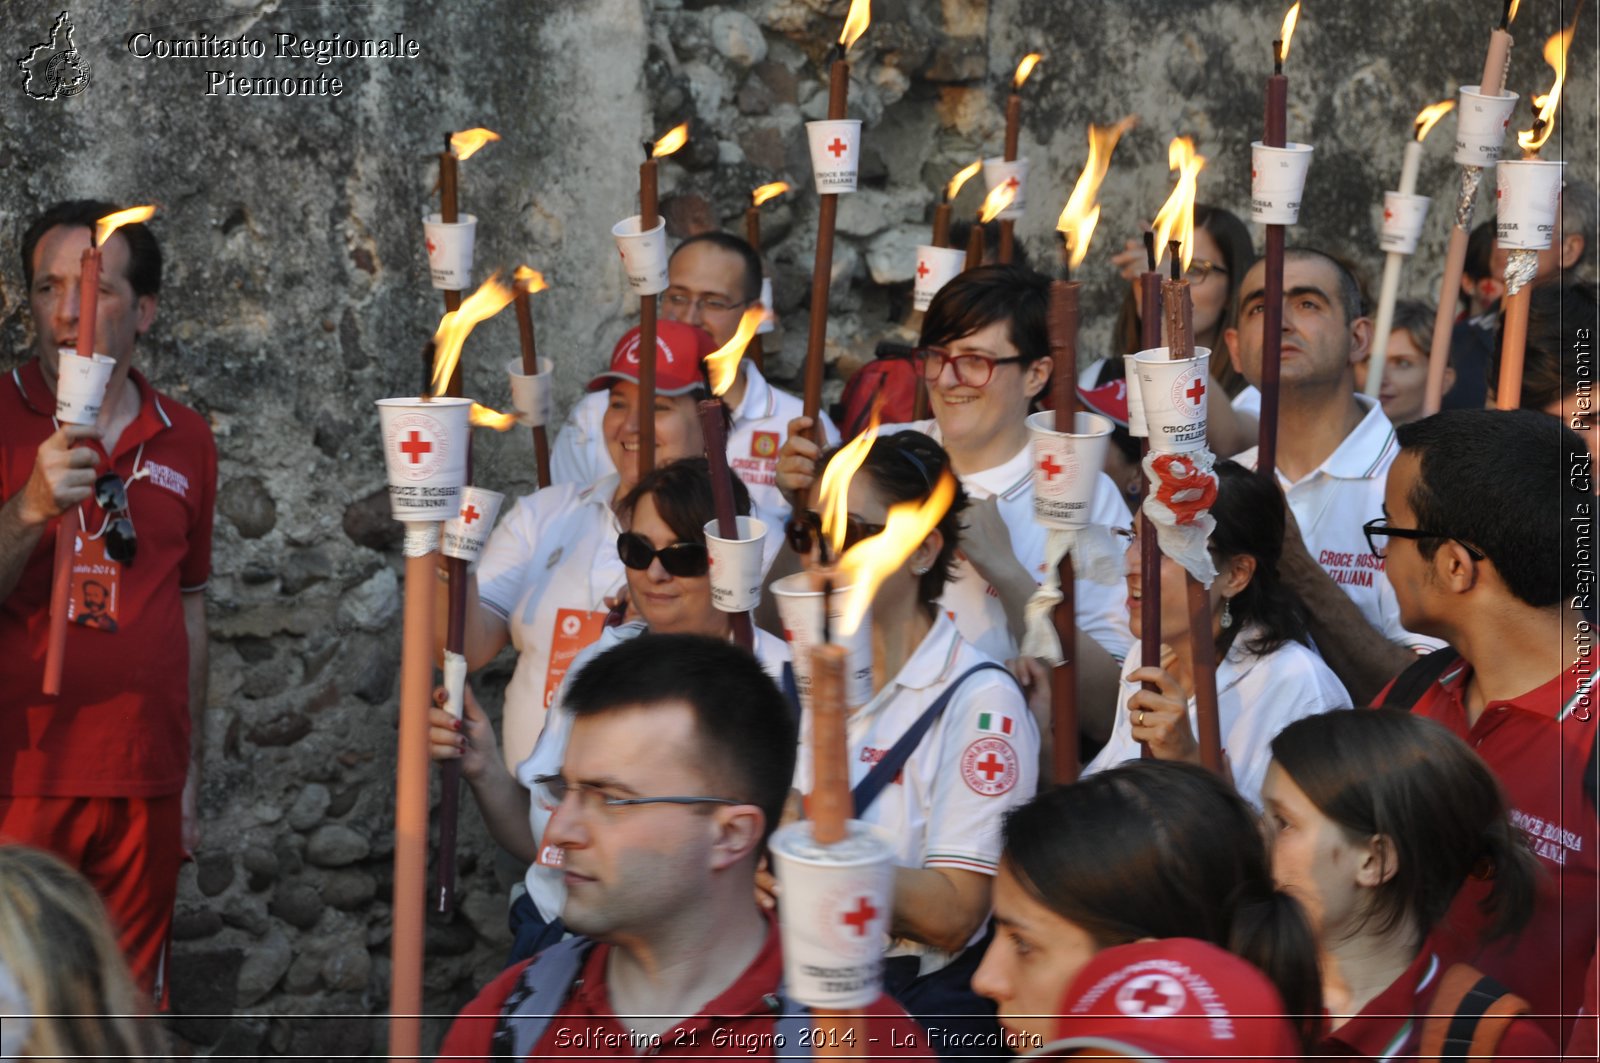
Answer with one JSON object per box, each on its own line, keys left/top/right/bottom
{"left": 436, "top": 635, "right": 924, "bottom": 1060}
{"left": 0, "top": 201, "right": 216, "bottom": 1000}
{"left": 1375, "top": 409, "right": 1596, "bottom": 1044}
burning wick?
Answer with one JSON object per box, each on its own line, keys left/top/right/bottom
{"left": 1144, "top": 231, "right": 1157, "bottom": 273}
{"left": 821, "top": 576, "right": 834, "bottom": 645}
{"left": 1273, "top": 39, "right": 1284, "bottom": 74}
{"left": 1169, "top": 241, "right": 1182, "bottom": 283}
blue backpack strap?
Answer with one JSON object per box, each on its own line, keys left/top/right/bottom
{"left": 852, "top": 662, "right": 1016, "bottom": 817}
{"left": 491, "top": 935, "right": 595, "bottom": 1062}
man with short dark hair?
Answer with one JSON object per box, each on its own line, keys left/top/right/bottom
{"left": 1225, "top": 246, "right": 1440, "bottom": 701}
{"left": 436, "top": 635, "right": 924, "bottom": 1058}
{"left": 0, "top": 200, "right": 216, "bottom": 999}
{"left": 1374, "top": 408, "right": 1596, "bottom": 1044}
{"left": 551, "top": 233, "right": 838, "bottom": 520}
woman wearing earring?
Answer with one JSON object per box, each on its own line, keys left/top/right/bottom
{"left": 1082, "top": 460, "right": 1350, "bottom": 808}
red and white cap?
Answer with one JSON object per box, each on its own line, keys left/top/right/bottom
{"left": 1027, "top": 939, "right": 1299, "bottom": 1062}
{"left": 586, "top": 320, "right": 717, "bottom": 396}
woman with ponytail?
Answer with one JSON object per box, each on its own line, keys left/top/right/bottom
{"left": 1264, "top": 709, "right": 1554, "bottom": 1059}
{"left": 971, "top": 760, "right": 1320, "bottom": 1053}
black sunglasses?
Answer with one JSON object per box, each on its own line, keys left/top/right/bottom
{"left": 94, "top": 472, "right": 137, "bottom": 566}
{"left": 616, "top": 531, "right": 709, "bottom": 578}
{"left": 1362, "top": 517, "right": 1485, "bottom": 562}
{"left": 783, "top": 510, "right": 886, "bottom": 559}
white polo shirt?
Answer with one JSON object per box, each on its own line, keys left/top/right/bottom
{"left": 891, "top": 420, "right": 1133, "bottom": 664}
{"left": 549, "top": 364, "right": 840, "bottom": 531}
{"left": 516, "top": 620, "right": 792, "bottom": 923}
{"left": 793, "top": 613, "right": 1038, "bottom": 975}
{"left": 1083, "top": 631, "right": 1351, "bottom": 808}
{"left": 476, "top": 477, "right": 626, "bottom": 770}
{"left": 1233, "top": 395, "right": 1443, "bottom": 653}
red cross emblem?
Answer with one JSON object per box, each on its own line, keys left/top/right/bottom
{"left": 828, "top": 137, "right": 849, "bottom": 158}
{"left": 1251, "top": 168, "right": 1258, "bottom": 181}
{"left": 840, "top": 897, "right": 878, "bottom": 937}
{"left": 1383, "top": 207, "right": 1394, "bottom": 222}
{"left": 1115, "top": 973, "right": 1187, "bottom": 1017}
{"left": 1038, "top": 455, "right": 1063, "bottom": 481}
{"left": 975, "top": 753, "right": 1005, "bottom": 781}
{"left": 400, "top": 430, "right": 433, "bottom": 464}
{"left": 426, "top": 237, "right": 437, "bottom": 255}
{"left": 1186, "top": 378, "right": 1207, "bottom": 405}
{"left": 917, "top": 260, "right": 931, "bottom": 278}
{"left": 961, "top": 737, "right": 1018, "bottom": 795}
{"left": 1003, "top": 175, "right": 1020, "bottom": 191}
{"left": 1131, "top": 982, "right": 1179, "bottom": 1010}
{"left": 460, "top": 504, "right": 481, "bottom": 524}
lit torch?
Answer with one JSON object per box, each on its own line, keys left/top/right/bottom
{"left": 746, "top": 182, "right": 790, "bottom": 370}
{"left": 965, "top": 182, "right": 1017, "bottom": 269}
{"left": 637, "top": 123, "right": 691, "bottom": 477}
{"left": 999, "top": 51, "right": 1044, "bottom": 262}
{"left": 437, "top": 127, "right": 500, "bottom": 323}
{"left": 699, "top": 307, "right": 767, "bottom": 652}
{"left": 933, "top": 160, "right": 982, "bottom": 248}
{"left": 510, "top": 266, "right": 554, "bottom": 486}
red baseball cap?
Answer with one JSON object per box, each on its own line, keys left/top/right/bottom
{"left": 1035, "top": 939, "right": 1299, "bottom": 1062}
{"left": 1077, "top": 379, "right": 1131, "bottom": 431}
{"left": 586, "top": 320, "right": 716, "bottom": 396}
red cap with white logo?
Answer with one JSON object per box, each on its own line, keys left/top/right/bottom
{"left": 1027, "top": 938, "right": 1300, "bottom": 1062}
{"left": 586, "top": 320, "right": 717, "bottom": 396}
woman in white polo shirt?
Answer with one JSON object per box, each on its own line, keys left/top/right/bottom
{"left": 1084, "top": 460, "right": 1350, "bottom": 807}
{"left": 788, "top": 430, "right": 1037, "bottom": 1046}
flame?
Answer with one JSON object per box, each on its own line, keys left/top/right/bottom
{"left": 704, "top": 307, "right": 766, "bottom": 397}
{"left": 816, "top": 401, "right": 882, "bottom": 558}
{"left": 652, "top": 123, "right": 690, "bottom": 159}
{"left": 450, "top": 128, "right": 500, "bottom": 161}
{"left": 95, "top": 205, "right": 157, "bottom": 247}
{"left": 834, "top": 470, "right": 957, "bottom": 637}
{"left": 1508, "top": 0, "right": 1522, "bottom": 26}
{"left": 839, "top": 0, "right": 871, "bottom": 51}
{"left": 752, "top": 181, "right": 791, "bottom": 207}
{"left": 1056, "top": 116, "right": 1137, "bottom": 270}
{"left": 514, "top": 265, "right": 549, "bottom": 295}
{"left": 946, "top": 160, "right": 983, "bottom": 202}
{"left": 1151, "top": 137, "right": 1207, "bottom": 273}
{"left": 1279, "top": 3, "right": 1301, "bottom": 62}
{"left": 429, "top": 273, "right": 517, "bottom": 396}
{"left": 1413, "top": 99, "right": 1456, "bottom": 142}
{"left": 979, "top": 181, "right": 1017, "bottom": 224}
{"left": 469, "top": 404, "right": 519, "bottom": 431}
{"left": 1012, "top": 53, "right": 1044, "bottom": 90}
{"left": 1518, "top": 17, "right": 1579, "bottom": 155}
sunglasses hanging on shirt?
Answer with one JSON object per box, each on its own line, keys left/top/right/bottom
{"left": 92, "top": 472, "right": 137, "bottom": 566}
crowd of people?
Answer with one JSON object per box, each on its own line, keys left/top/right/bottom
{"left": 0, "top": 168, "right": 1594, "bottom": 1056}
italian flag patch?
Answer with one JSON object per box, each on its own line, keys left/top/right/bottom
{"left": 977, "top": 712, "right": 1014, "bottom": 736}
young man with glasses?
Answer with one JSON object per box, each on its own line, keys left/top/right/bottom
{"left": 552, "top": 232, "right": 838, "bottom": 524}
{"left": 0, "top": 201, "right": 217, "bottom": 1001}
{"left": 437, "top": 635, "right": 924, "bottom": 1058}
{"left": 1373, "top": 409, "right": 1596, "bottom": 1046}
{"left": 1224, "top": 247, "right": 1442, "bottom": 702}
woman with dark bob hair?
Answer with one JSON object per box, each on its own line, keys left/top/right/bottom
{"left": 1084, "top": 460, "right": 1350, "bottom": 806}
{"left": 1264, "top": 709, "right": 1554, "bottom": 1059}
{"left": 972, "top": 759, "right": 1321, "bottom": 1053}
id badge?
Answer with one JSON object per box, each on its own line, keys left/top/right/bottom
{"left": 67, "top": 535, "right": 121, "bottom": 632}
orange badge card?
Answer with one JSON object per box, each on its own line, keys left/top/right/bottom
{"left": 67, "top": 536, "right": 121, "bottom": 632}
{"left": 543, "top": 608, "right": 606, "bottom": 707}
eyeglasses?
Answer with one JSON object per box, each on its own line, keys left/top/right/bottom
{"left": 616, "top": 531, "right": 709, "bottom": 578}
{"left": 1362, "top": 517, "right": 1485, "bottom": 561}
{"left": 93, "top": 472, "right": 137, "bottom": 565}
{"left": 532, "top": 774, "right": 737, "bottom": 815}
{"left": 783, "top": 510, "right": 886, "bottom": 558}
{"left": 661, "top": 291, "right": 751, "bottom": 315}
{"left": 1185, "top": 259, "right": 1227, "bottom": 284}
{"left": 913, "top": 347, "right": 1026, "bottom": 388}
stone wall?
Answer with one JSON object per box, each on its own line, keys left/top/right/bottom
{"left": 0, "top": 0, "right": 1592, "bottom": 1056}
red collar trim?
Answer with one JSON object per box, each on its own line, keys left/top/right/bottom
{"left": 1320, "top": 950, "right": 1439, "bottom": 1059}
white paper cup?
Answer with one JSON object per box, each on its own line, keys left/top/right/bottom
{"left": 1496, "top": 159, "right": 1566, "bottom": 250}
{"left": 756, "top": 277, "right": 776, "bottom": 335}
{"left": 1123, "top": 354, "right": 1149, "bottom": 438}
{"left": 982, "top": 156, "right": 1029, "bottom": 220}
{"left": 770, "top": 820, "right": 895, "bottom": 1010}
{"left": 1250, "top": 142, "right": 1315, "bottom": 225}
{"left": 705, "top": 516, "right": 767, "bottom": 612}
{"left": 441, "top": 486, "right": 505, "bottom": 563}
{"left": 1453, "top": 85, "right": 1519, "bottom": 168}
{"left": 54, "top": 348, "right": 115, "bottom": 425}
{"left": 912, "top": 245, "right": 967, "bottom": 311}
{"left": 375, "top": 396, "right": 473, "bottom": 520}
{"left": 1134, "top": 347, "right": 1212, "bottom": 455}
{"left": 1027, "top": 411, "right": 1114, "bottom": 529}
{"left": 772, "top": 572, "right": 874, "bottom": 709}
{"left": 423, "top": 213, "right": 477, "bottom": 290}
{"left": 611, "top": 215, "right": 670, "bottom": 295}
{"left": 806, "top": 120, "right": 863, "bottom": 194}
{"left": 1379, "top": 192, "right": 1431, "bottom": 255}
{"left": 505, "top": 357, "right": 554, "bottom": 428}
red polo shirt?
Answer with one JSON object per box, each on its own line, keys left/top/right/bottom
{"left": 0, "top": 359, "right": 216, "bottom": 796}
{"left": 438, "top": 912, "right": 926, "bottom": 1060}
{"left": 1316, "top": 949, "right": 1554, "bottom": 1061}
{"left": 1384, "top": 657, "right": 1598, "bottom": 1044}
